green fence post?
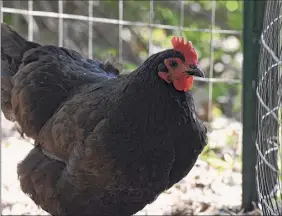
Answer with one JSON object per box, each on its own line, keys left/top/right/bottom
{"left": 242, "top": 0, "right": 266, "bottom": 211}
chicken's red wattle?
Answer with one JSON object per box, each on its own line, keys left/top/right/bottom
{"left": 173, "top": 76, "right": 194, "bottom": 92}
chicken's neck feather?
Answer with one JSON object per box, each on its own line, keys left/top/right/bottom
{"left": 109, "top": 66, "right": 196, "bottom": 135}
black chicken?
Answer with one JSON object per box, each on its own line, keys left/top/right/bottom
{"left": 1, "top": 23, "right": 207, "bottom": 216}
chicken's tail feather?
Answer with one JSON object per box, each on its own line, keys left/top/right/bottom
{"left": 1, "top": 23, "right": 40, "bottom": 121}
{"left": 1, "top": 23, "right": 40, "bottom": 64}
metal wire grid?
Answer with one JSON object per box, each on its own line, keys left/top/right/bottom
{"left": 255, "top": 0, "right": 282, "bottom": 215}
{"left": 0, "top": 0, "right": 242, "bottom": 121}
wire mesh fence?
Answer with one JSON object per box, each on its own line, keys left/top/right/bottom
{"left": 255, "top": 0, "right": 282, "bottom": 215}
{"left": 0, "top": 1, "right": 249, "bottom": 214}
{"left": 1, "top": 0, "right": 243, "bottom": 123}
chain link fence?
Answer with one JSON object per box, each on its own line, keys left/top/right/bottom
{"left": 255, "top": 0, "right": 282, "bottom": 215}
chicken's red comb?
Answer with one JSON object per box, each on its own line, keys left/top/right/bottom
{"left": 171, "top": 36, "right": 198, "bottom": 65}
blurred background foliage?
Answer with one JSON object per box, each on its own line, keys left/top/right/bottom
{"left": 2, "top": 0, "right": 243, "bottom": 123}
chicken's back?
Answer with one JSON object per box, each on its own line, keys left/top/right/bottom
{"left": 1, "top": 23, "right": 119, "bottom": 139}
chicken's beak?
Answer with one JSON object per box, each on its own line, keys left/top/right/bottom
{"left": 186, "top": 66, "right": 205, "bottom": 78}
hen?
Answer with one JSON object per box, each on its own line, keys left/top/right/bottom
{"left": 1, "top": 23, "right": 207, "bottom": 216}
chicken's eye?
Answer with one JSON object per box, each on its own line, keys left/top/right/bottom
{"left": 190, "top": 64, "right": 197, "bottom": 69}
{"left": 170, "top": 60, "right": 178, "bottom": 68}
